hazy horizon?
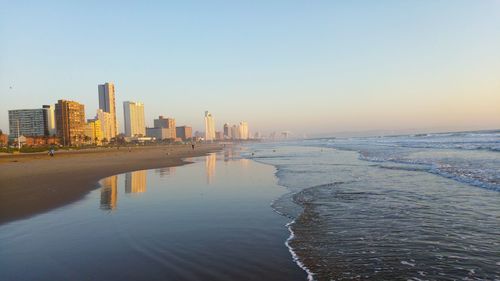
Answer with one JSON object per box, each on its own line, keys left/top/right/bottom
{"left": 1, "top": 1, "right": 499, "bottom": 135}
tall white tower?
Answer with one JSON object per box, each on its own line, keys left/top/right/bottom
{"left": 204, "top": 111, "right": 216, "bottom": 141}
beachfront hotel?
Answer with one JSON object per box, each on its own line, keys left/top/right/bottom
{"left": 55, "top": 100, "right": 86, "bottom": 146}
{"left": 123, "top": 101, "right": 145, "bottom": 137}
{"left": 204, "top": 111, "right": 216, "bottom": 141}
{"left": 8, "top": 108, "right": 49, "bottom": 137}
{"left": 98, "top": 82, "right": 117, "bottom": 138}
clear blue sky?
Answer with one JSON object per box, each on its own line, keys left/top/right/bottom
{"left": 1, "top": 0, "right": 499, "bottom": 136}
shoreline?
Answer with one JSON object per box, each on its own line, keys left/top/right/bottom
{"left": 0, "top": 144, "right": 222, "bottom": 225}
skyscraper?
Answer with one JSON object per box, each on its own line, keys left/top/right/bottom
{"left": 98, "top": 82, "right": 117, "bottom": 138}
{"left": 204, "top": 111, "right": 215, "bottom": 141}
{"left": 8, "top": 109, "right": 48, "bottom": 137}
{"left": 42, "top": 105, "right": 56, "bottom": 136}
{"left": 55, "top": 100, "right": 86, "bottom": 146}
{"left": 123, "top": 101, "right": 145, "bottom": 137}
{"left": 223, "top": 123, "right": 231, "bottom": 139}
{"left": 231, "top": 125, "right": 239, "bottom": 140}
{"left": 239, "top": 121, "right": 249, "bottom": 140}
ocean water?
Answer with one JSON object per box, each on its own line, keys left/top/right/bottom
{"left": 249, "top": 131, "right": 500, "bottom": 281}
{"left": 310, "top": 130, "right": 500, "bottom": 191}
{"left": 0, "top": 151, "right": 306, "bottom": 281}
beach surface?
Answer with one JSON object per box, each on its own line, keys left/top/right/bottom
{"left": 0, "top": 144, "right": 222, "bottom": 224}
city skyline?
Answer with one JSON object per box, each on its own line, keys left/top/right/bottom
{"left": 1, "top": 1, "right": 500, "bottom": 136}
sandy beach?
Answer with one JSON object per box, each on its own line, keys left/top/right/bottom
{"left": 0, "top": 144, "right": 222, "bottom": 225}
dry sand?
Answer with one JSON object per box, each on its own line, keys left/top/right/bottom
{"left": 0, "top": 144, "right": 222, "bottom": 225}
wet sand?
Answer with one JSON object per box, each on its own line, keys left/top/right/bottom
{"left": 0, "top": 144, "right": 222, "bottom": 225}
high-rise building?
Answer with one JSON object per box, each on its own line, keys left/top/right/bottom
{"left": 154, "top": 116, "right": 176, "bottom": 139}
{"left": 239, "top": 121, "right": 249, "bottom": 140}
{"left": 42, "top": 105, "right": 56, "bottom": 136}
{"left": 55, "top": 100, "right": 86, "bottom": 146}
{"left": 8, "top": 109, "right": 48, "bottom": 137}
{"left": 231, "top": 125, "right": 239, "bottom": 140}
{"left": 123, "top": 101, "right": 145, "bottom": 137}
{"left": 96, "top": 109, "right": 113, "bottom": 142}
{"left": 176, "top": 126, "right": 192, "bottom": 141}
{"left": 223, "top": 123, "right": 231, "bottom": 139}
{"left": 98, "top": 82, "right": 117, "bottom": 138}
{"left": 84, "top": 119, "right": 102, "bottom": 144}
{"left": 204, "top": 111, "right": 215, "bottom": 141}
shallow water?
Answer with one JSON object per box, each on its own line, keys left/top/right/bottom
{"left": 250, "top": 144, "right": 500, "bottom": 280}
{"left": 0, "top": 151, "right": 306, "bottom": 281}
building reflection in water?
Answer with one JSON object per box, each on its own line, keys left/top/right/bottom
{"left": 100, "top": 175, "right": 118, "bottom": 210}
{"left": 224, "top": 149, "right": 233, "bottom": 162}
{"left": 155, "top": 167, "right": 176, "bottom": 178}
{"left": 206, "top": 153, "right": 216, "bottom": 184}
{"left": 125, "top": 170, "right": 147, "bottom": 194}
{"left": 239, "top": 158, "right": 250, "bottom": 168}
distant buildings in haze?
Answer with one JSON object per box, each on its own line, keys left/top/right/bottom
{"left": 239, "top": 121, "right": 249, "bottom": 140}
{"left": 220, "top": 121, "right": 249, "bottom": 140}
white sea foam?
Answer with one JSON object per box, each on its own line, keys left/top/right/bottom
{"left": 285, "top": 219, "right": 316, "bottom": 281}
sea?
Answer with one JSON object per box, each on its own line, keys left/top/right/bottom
{"left": 248, "top": 130, "right": 500, "bottom": 280}
{"left": 0, "top": 130, "right": 499, "bottom": 280}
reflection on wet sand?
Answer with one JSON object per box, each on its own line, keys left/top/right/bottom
{"left": 224, "top": 149, "right": 233, "bottom": 162}
{"left": 125, "top": 170, "right": 147, "bottom": 194}
{"left": 100, "top": 176, "right": 118, "bottom": 210}
{"left": 206, "top": 153, "right": 216, "bottom": 184}
{"left": 98, "top": 151, "right": 244, "bottom": 211}
{"left": 155, "top": 167, "right": 176, "bottom": 178}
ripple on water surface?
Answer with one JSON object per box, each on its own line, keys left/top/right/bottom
{"left": 252, "top": 145, "right": 500, "bottom": 281}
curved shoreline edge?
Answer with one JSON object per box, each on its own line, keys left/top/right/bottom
{"left": 270, "top": 201, "right": 315, "bottom": 281}
{"left": 0, "top": 144, "right": 222, "bottom": 225}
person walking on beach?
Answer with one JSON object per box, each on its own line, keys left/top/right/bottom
{"left": 48, "top": 147, "right": 55, "bottom": 157}
{"left": 191, "top": 144, "right": 195, "bottom": 150}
